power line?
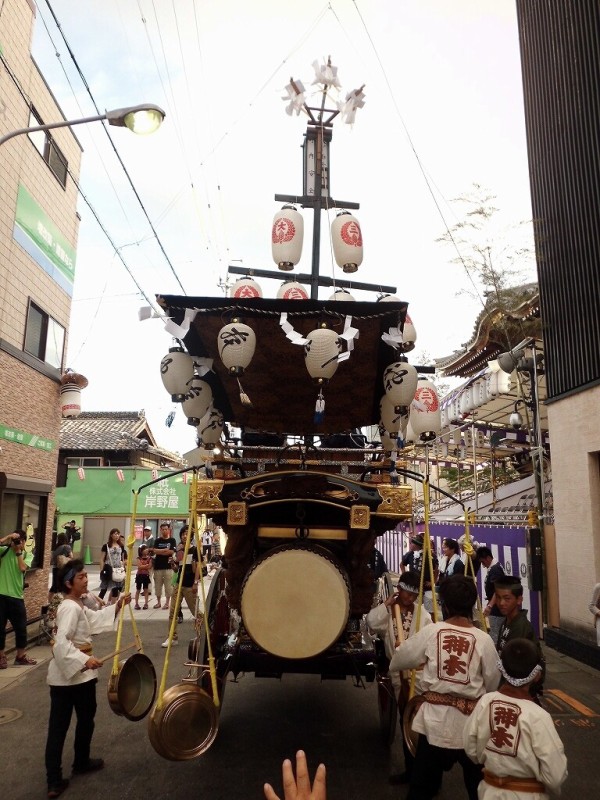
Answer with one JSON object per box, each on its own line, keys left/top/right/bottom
{"left": 42, "top": 0, "right": 187, "bottom": 294}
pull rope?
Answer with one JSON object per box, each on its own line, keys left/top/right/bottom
{"left": 112, "top": 490, "right": 144, "bottom": 675}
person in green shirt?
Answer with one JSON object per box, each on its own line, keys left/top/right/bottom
{"left": 0, "top": 530, "right": 37, "bottom": 668}
{"left": 494, "top": 575, "right": 543, "bottom": 702}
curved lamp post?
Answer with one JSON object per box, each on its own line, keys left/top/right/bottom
{"left": 0, "top": 103, "right": 166, "bottom": 146}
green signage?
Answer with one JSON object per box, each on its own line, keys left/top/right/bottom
{"left": 13, "top": 184, "right": 76, "bottom": 294}
{"left": 0, "top": 423, "right": 55, "bottom": 451}
{"left": 56, "top": 468, "right": 191, "bottom": 515}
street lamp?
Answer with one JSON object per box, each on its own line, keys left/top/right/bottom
{"left": 0, "top": 103, "right": 165, "bottom": 146}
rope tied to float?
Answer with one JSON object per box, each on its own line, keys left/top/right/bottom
{"left": 112, "top": 489, "right": 144, "bottom": 676}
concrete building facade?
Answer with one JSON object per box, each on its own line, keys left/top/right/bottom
{"left": 0, "top": 0, "right": 82, "bottom": 618}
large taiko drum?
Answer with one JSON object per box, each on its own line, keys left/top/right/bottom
{"left": 240, "top": 543, "right": 350, "bottom": 659}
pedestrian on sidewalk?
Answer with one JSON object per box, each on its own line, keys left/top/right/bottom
{"left": 150, "top": 523, "right": 176, "bottom": 610}
{"left": 44, "top": 559, "right": 131, "bottom": 798}
{"left": 135, "top": 545, "right": 152, "bottom": 609}
{"left": 588, "top": 582, "right": 600, "bottom": 646}
{"left": 0, "top": 530, "right": 37, "bottom": 669}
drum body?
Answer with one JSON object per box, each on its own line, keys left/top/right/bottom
{"left": 240, "top": 543, "right": 350, "bottom": 659}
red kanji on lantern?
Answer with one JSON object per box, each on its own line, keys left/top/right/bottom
{"left": 272, "top": 217, "right": 296, "bottom": 244}
{"left": 415, "top": 386, "right": 440, "bottom": 412}
{"left": 340, "top": 220, "right": 363, "bottom": 247}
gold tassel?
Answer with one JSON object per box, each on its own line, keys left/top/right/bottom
{"left": 237, "top": 377, "right": 253, "bottom": 407}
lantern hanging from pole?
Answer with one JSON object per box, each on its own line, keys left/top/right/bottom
{"left": 230, "top": 276, "right": 263, "bottom": 298}
{"left": 160, "top": 346, "right": 194, "bottom": 402}
{"left": 197, "top": 406, "right": 224, "bottom": 447}
{"left": 377, "top": 293, "right": 401, "bottom": 302}
{"left": 181, "top": 376, "right": 213, "bottom": 426}
{"left": 272, "top": 205, "right": 304, "bottom": 271}
{"left": 402, "top": 313, "right": 417, "bottom": 352}
{"left": 380, "top": 395, "right": 409, "bottom": 448}
{"left": 383, "top": 359, "right": 418, "bottom": 412}
{"left": 217, "top": 318, "right": 256, "bottom": 407}
{"left": 304, "top": 325, "right": 342, "bottom": 423}
{"left": 377, "top": 422, "right": 397, "bottom": 453}
{"left": 411, "top": 378, "right": 441, "bottom": 442}
{"left": 60, "top": 370, "right": 88, "bottom": 418}
{"left": 331, "top": 211, "right": 363, "bottom": 273}
{"left": 276, "top": 279, "right": 309, "bottom": 300}
{"left": 328, "top": 288, "right": 356, "bottom": 301}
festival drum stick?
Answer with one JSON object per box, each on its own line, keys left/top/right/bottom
{"left": 394, "top": 601, "right": 405, "bottom": 647}
{"left": 97, "top": 641, "right": 137, "bottom": 664}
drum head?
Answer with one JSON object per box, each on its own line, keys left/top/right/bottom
{"left": 402, "top": 694, "right": 425, "bottom": 757}
{"left": 148, "top": 684, "right": 219, "bottom": 761}
{"left": 241, "top": 544, "right": 350, "bottom": 659}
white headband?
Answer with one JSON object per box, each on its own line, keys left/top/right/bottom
{"left": 497, "top": 658, "right": 542, "bottom": 687}
{"left": 397, "top": 581, "right": 418, "bottom": 594}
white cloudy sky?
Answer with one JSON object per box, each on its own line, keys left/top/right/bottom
{"left": 30, "top": 0, "right": 535, "bottom": 455}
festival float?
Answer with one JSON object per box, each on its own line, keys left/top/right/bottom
{"left": 118, "top": 58, "right": 455, "bottom": 760}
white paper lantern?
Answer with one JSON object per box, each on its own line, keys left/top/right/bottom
{"left": 160, "top": 347, "right": 194, "bottom": 402}
{"left": 217, "top": 319, "right": 256, "bottom": 375}
{"left": 377, "top": 294, "right": 401, "bottom": 302}
{"left": 383, "top": 360, "right": 418, "bottom": 410}
{"left": 411, "top": 378, "right": 442, "bottom": 442}
{"left": 181, "top": 377, "right": 213, "bottom": 426}
{"left": 277, "top": 279, "right": 309, "bottom": 300}
{"left": 402, "top": 313, "right": 417, "bottom": 349}
{"left": 377, "top": 422, "right": 397, "bottom": 452}
{"left": 328, "top": 288, "right": 356, "bottom": 301}
{"left": 331, "top": 211, "right": 363, "bottom": 273}
{"left": 60, "top": 384, "right": 82, "bottom": 418}
{"left": 272, "top": 205, "right": 304, "bottom": 271}
{"left": 380, "top": 396, "right": 409, "bottom": 438}
{"left": 304, "top": 326, "right": 342, "bottom": 382}
{"left": 197, "top": 407, "right": 224, "bottom": 447}
{"left": 230, "top": 276, "right": 263, "bottom": 298}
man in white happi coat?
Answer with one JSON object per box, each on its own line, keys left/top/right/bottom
{"left": 464, "top": 638, "right": 567, "bottom": 799}
{"left": 390, "top": 574, "right": 500, "bottom": 800}
{"left": 366, "top": 570, "right": 432, "bottom": 785}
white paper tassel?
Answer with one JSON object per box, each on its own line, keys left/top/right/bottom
{"left": 237, "top": 377, "right": 253, "bottom": 407}
{"left": 314, "top": 388, "right": 325, "bottom": 423}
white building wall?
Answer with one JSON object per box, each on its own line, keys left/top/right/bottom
{"left": 548, "top": 385, "right": 600, "bottom": 640}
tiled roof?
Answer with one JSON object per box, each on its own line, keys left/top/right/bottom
{"left": 435, "top": 285, "right": 540, "bottom": 375}
{"left": 59, "top": 411, "right": 179, "bottom": 461}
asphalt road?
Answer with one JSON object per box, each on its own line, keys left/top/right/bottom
{"left": 2, "top": 621, "right": 600, "bottom": 799}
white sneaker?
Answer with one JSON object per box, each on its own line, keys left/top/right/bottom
{"left": 161, "top": 638, "right": 178, "bottom": 648}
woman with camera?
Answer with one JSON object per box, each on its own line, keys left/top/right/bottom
{"left": 0, "top": 530, "right": 37, "bottom": 668}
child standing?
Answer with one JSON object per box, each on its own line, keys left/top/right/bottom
{"left": 135, "top": 545, "right": 152, "bottom": 610}
{"left": 464, "top": 638, "right": 567, "bottom": 798}
{"left": 494, "top": 576, "right": 544, "bottom": 702}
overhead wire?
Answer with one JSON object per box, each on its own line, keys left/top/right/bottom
{"left": 42, "top": 0, "right": 187, "bottom": 294}
{"left": 350, "top": 0, "right": 486, "bottom": 311}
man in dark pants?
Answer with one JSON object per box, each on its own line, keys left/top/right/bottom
{"left": 390, "top": 576, "right": 500, "bottom": 800}
{"left": 0, "top": 530, "right": 36, "bottom": 668}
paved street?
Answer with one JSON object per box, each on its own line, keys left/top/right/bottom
{"left": 1, "top": 569, "right": 599, "bottom": 798}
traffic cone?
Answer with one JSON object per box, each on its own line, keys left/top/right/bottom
{"left": 84, "top": 544, "right": 92, "bottom": 565}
